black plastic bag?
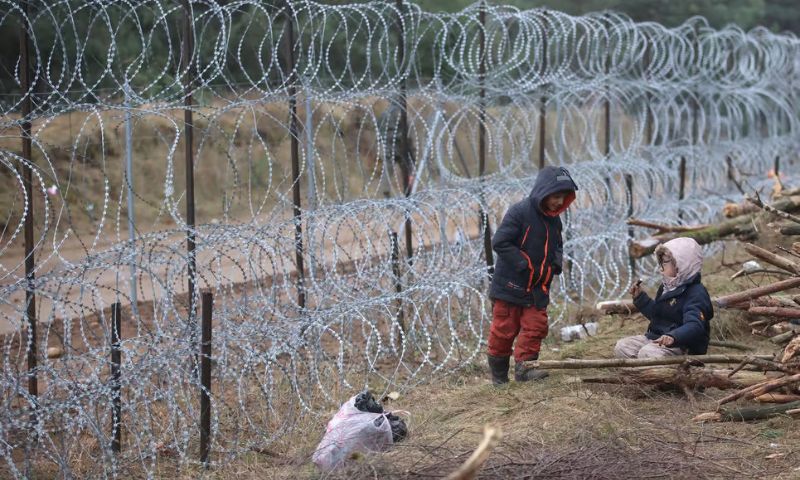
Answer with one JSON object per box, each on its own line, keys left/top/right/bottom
{"left": 357, "top": 390, "right": 407, "bottom": 443}
{"left": 354, "top": 390, "right": 384, "bottom": 414}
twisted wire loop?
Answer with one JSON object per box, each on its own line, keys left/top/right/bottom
{"left": 0, "top": 0, "right": 798, "bottom": 475}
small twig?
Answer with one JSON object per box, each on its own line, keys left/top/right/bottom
{"left": 730, "top": 268, "right": 793, "bottom": 280}
{"left": 777, "top": 245, "right": 800, "bottom": 260}
{"left": 727, "top": 356, "right": 754, "bottom": 377}
{"left": 444, "top": 425, "right": 501, "bottom": 480}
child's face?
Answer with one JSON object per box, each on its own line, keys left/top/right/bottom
{"left": 543, "top": 192, "right": 568, "bottom": 213}
{"left": 659, "top": 252, "right": 678, "bottom": 277}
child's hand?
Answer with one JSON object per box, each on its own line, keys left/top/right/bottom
{"left": 652, "top": 335, "right": 675, "bottom": 347}
{"left": 629, "top": 279, "right": 643, "bottom": 299}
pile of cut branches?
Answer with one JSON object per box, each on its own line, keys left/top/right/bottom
{"left": 591, "top": 182, "right": 800, "bottom": 423}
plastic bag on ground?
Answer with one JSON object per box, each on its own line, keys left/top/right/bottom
{"left": 312, "top": 392, "right": 396, "bottom": 471}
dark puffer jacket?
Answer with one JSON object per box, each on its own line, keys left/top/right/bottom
{"left": 489, "top": 166, "right": 578, "bottom": 309}
{"left": 633, "top": 273, "right": 714, "bottom": 355}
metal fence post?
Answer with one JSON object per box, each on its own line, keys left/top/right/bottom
{"left": 390, "top": 232, "right": 406, "bottom": 332}
{"left": 285, "top": 6, "right": 306, "bottom": 310}
{"left": 111, "top": 302, "right": 122, "bottom": 453}
{"left": 538, "top": 11, "right": 548, "bottom": 170}
{"left": 625, "top": 174, "right": 636, "bottom": 276}
{"left": 200, "top": 292, "right": 213, "bottom": 467}
{"left": 603, "top": 14, "right": 611, "bottom": 159}
{"left": 395, "top": 0, "right": 413, "bottom": 264}
{"left": 478, "top": 2, "right": 494, "bottom": 277}
{"left": 181, "top": 0, "right": 198, "bottom": 362}
{"left": 19, "top": 0, "right": 38, "bottom": 428}
{"left": 124, "top": 88, "right": 138, "bottom": 318}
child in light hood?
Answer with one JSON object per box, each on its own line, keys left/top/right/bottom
{"left": 614, "top": 237, "right": 714, "bottom": 359}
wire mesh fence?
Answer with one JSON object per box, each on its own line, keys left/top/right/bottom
{"left": 0, "top": 0, "right": 798, "bottom": 476}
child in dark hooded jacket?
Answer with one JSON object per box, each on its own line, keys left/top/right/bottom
{"left": 615, "top": 237, "right": 714, "bottom": 359}
{"left": 486, "top": 166, "right": 578, "bottom": 384}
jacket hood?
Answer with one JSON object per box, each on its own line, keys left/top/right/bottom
{"left": 529, "top": 166, "right": 579, "bottom": 216}
{"left": 657, "top": 237, "right": 703, "bottom": 292}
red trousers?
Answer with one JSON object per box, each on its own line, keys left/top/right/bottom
{"left": 487, "top": 299, "right": 549, "bottom": 362}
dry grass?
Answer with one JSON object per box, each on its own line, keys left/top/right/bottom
{"left": 202, "top": 227, "right": 800, "bottom": 479}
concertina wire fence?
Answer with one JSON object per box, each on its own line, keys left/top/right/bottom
{"left": 0, "top": 0, "right": 799, "bottom": 476}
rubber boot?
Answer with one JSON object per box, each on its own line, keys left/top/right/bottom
{"left": 487, "top": 355, "right": 510, "bottom": 385}
{"left": 514, "top": 358, "right": 549, "bottom": 382}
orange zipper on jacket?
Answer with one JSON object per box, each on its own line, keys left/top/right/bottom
{"left": 542, "top": 266, "right": 552, "bottom": 295}
{"left": 519, "top": 226, "right": 534, "bottom": 292}
{"left": 537, "top": 223, "right": 550, "bottom": 292}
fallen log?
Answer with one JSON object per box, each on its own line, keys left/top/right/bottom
{"left": 630, "top": 216, "right": 754, "bottom": 259}
{"left": 727, "top": 356, "right": 797, "bottom": 376}
{"left": 582, "top": 367, "right": 771, "bottom": 391}
{"left": 780, "top": 225, "right": 800, "bottom": 236}
{"left": 694, "top": 400, "right": 800, "bottom": 422}
{"left": 708, "top": 340, "right": 751, "bottom": 351}
{"left": 746, "top": 194, "right": 800, "bottom": 225}
{"left": 748, "top": 306, "right": 800, "bottom": 318}
{"left": 725, "top": 195, "right": 800, "bottom": 219}
{"left": 733, "top": 298, "right": 798, "bottom": 311}
{"left": 723, "top": 202, "right": 759, "bottom": 218}
{"left": 714, "top": 277, "right": 800, "bottom": 308}
{"left": 718, "top": 373, "right": 800, "bottom": 405}
{"left": 770, "top": 331, "right": 796, "bottom": 345}
{"left": 632, "top": 196, "right": 800, "bottom": 258}
{"left": 527, "top": 354, "right": 772, "bottom": 370}
{"left": 754, "top": 393, "right": 800, "bottom": 403}
{"left": 742, "top": 243, "right": 800, "bottom": 275}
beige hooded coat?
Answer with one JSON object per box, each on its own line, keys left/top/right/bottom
{"left": 655, "top": 237, "right": 703, "bottom": 293}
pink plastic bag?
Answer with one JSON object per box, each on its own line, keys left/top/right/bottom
{"left": 312, "top": 394, "right": 394, "bottom": 471}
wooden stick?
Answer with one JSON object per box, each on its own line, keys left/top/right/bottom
{"left": 748, "top": 297, "right": 800, "bottom": 309}
{"left": 718, "top": 373, "right": 800, "bottom": 406}
{"left": 714, "top": 277, "right": 800, "bottom": 308}
{"left": 695, "top": 400, "right": 800, "bottom": 422}
{"left": 444, "top": 425, "right": 501, "bottom": 480}
{"left": 780, "top": 224, "right": 800, "bottom": 236}
{"left": 723, "top": 202, "right": 759, "bottom": 218}
{"left": 754, "top": 393, "right": 800, "bottom": 403}
{"left": 626, "top": 218, "right": 709, "bottom": 234}
{"left": 526, "top": 354, "right": 772, "bottom": 370}
{"left": 583, "top": 367, "right": 770, "bottom": 390}
{"left": 724, "top": 356, "right": 794, "bottom": 378}
{"left": 770, "top": 331, "right": 796, "bottom": 345}
{"left": 749, "top": 306, "right": 800, "bottom": 318}
{"left": 742, "top": 243, "right": 800, "bottom": 274}
{"left": 708, "top": 340, "right": 751, "bottom": 351}
{"left": 630, "top": 215, "right": 754, "bottom": 258}
{"left": 746, "top": 194, "right": 800, "bottom": 225}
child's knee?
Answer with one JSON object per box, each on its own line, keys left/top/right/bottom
{"left": 636, "top": 344, "right": 669, "bottom": 359}
{"left": 614, "top": 337, "right": 638, "bottom": 358}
